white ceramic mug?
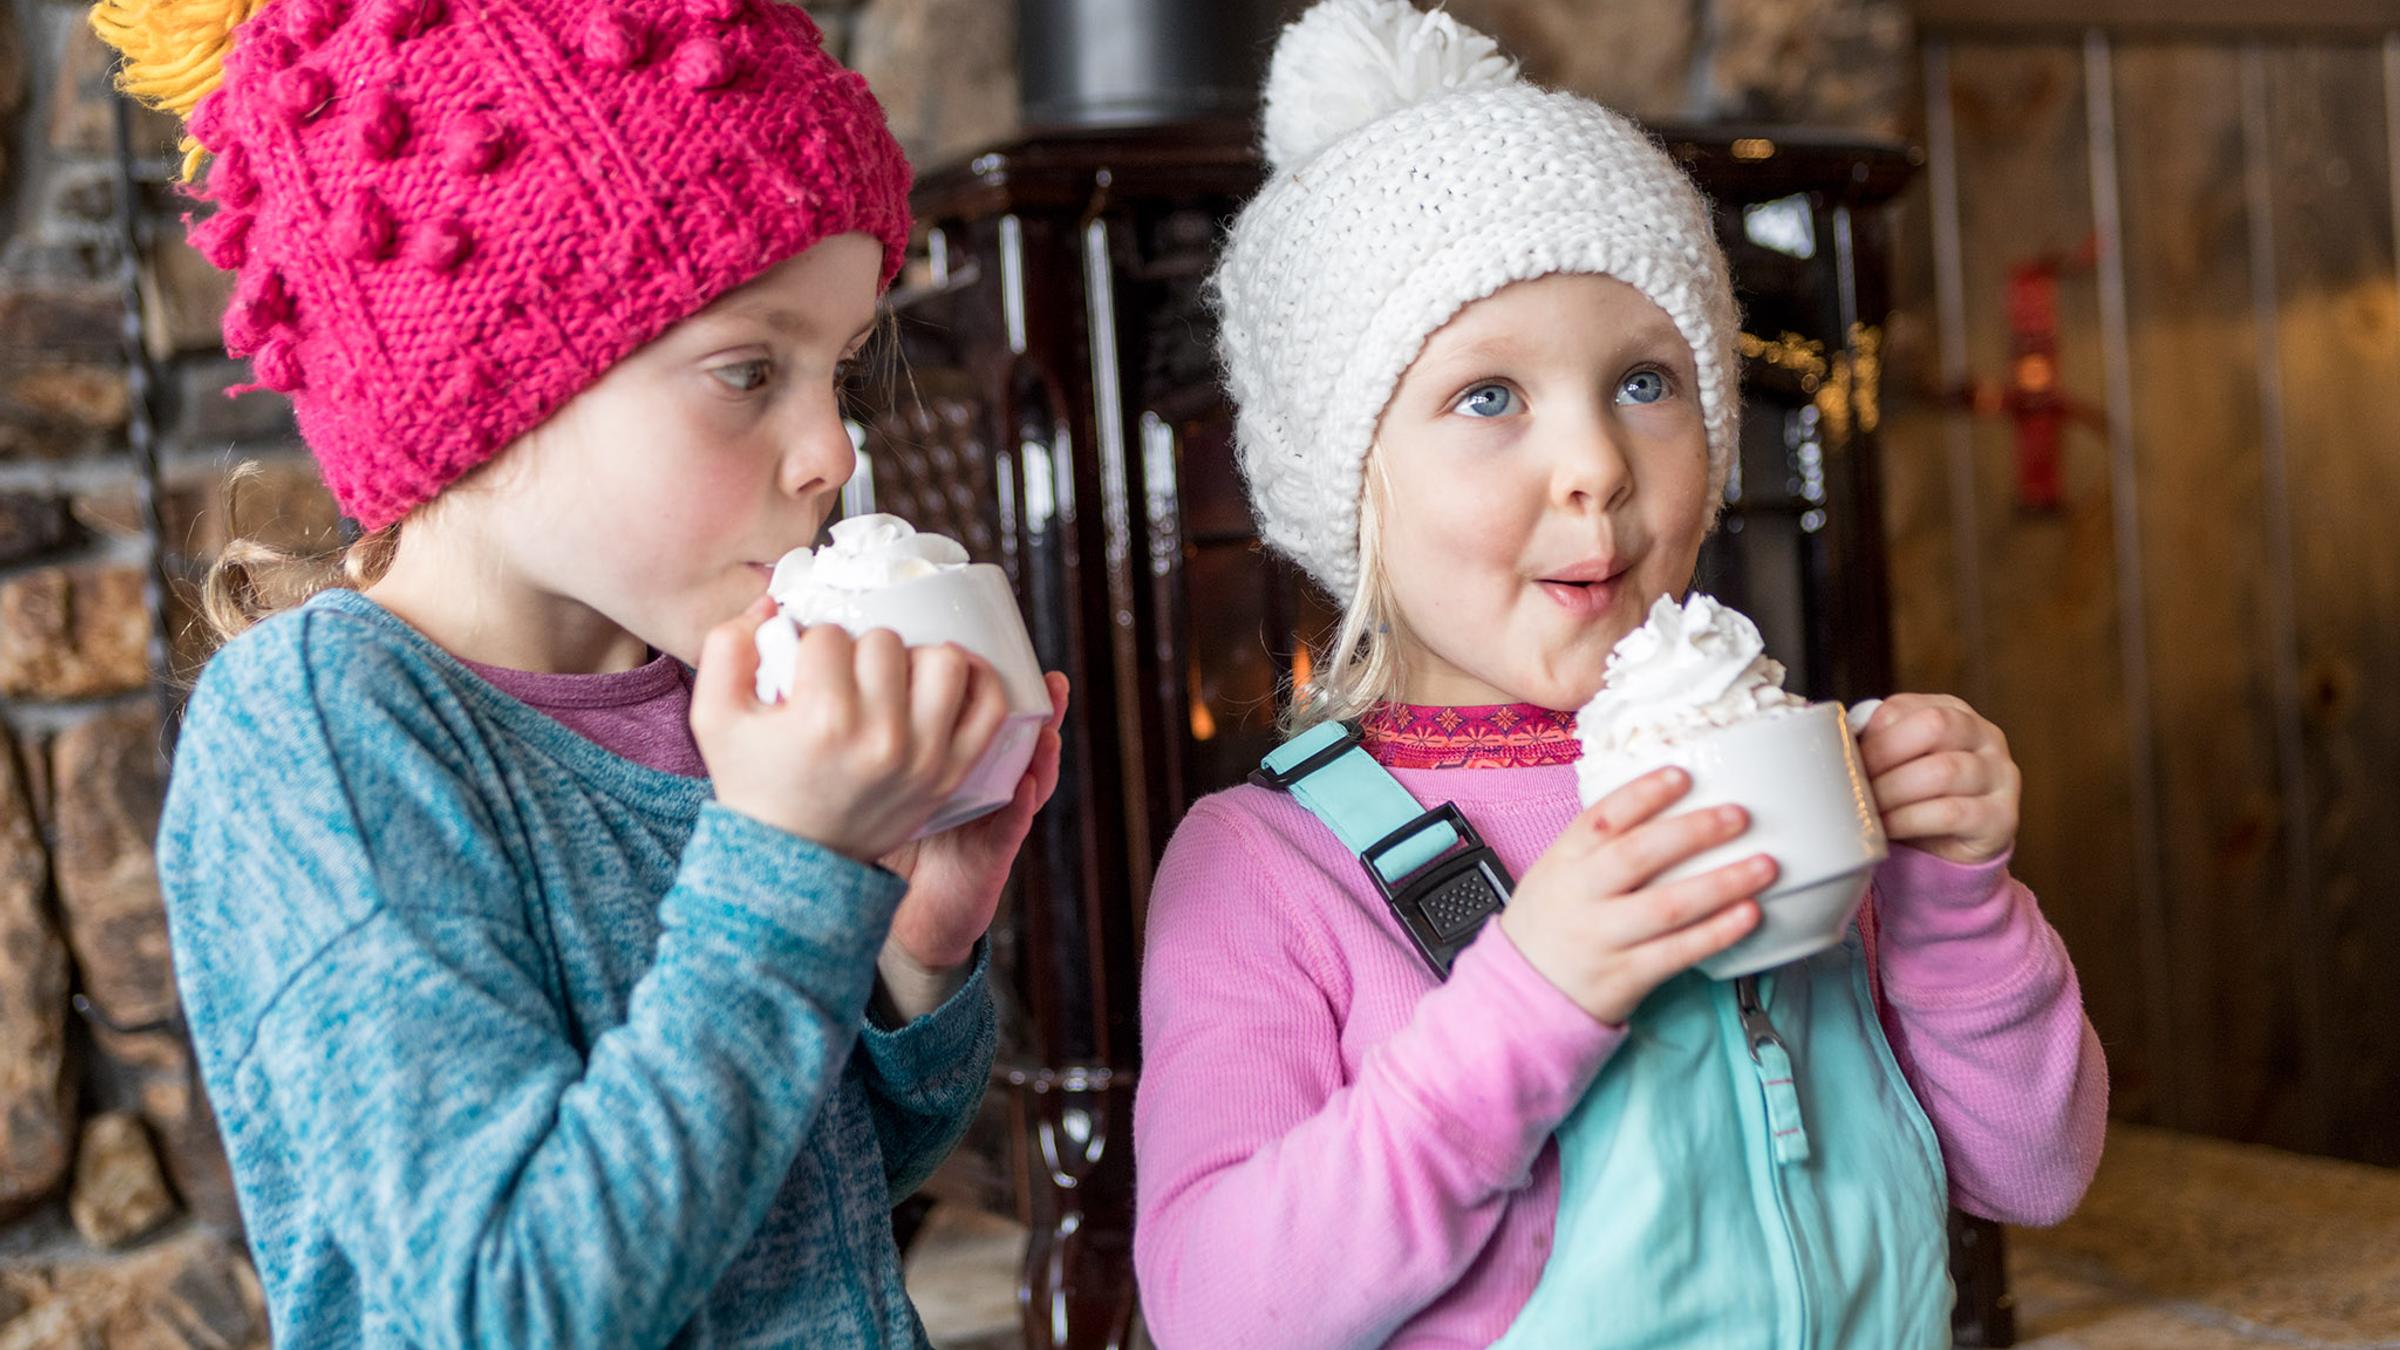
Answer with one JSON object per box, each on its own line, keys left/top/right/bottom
{"left": 1579, "top": 699, "right": 1887, "bottom": 979}
{"left": 760, "top": 564, "right": 1052, "bottom": 839}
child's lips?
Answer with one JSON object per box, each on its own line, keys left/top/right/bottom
{"left": 1538, "top": 577, "right": 1622, "bottom": 617}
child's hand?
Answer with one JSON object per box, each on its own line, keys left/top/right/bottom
{"left": 1499, "top": 768, "right": 1769, "bottom": 1025}
{"left": 1855, "top": 694, "right": 2020, "bottom": 866}
{"left": 875, "top": 673, "right": 1070, "bottom": 1009}
{"left": 691, "top": 597, "right": 1013, "bottom": 864}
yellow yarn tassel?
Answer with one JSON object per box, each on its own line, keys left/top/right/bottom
{"left": 89, "top": 0, "right": 275, "bottom": 179}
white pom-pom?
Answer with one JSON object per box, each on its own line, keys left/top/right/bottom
{"left": 1260, "top": 0, "right": 1519, "bottom": 173}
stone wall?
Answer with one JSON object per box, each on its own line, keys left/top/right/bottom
{"left": 1, "top": 0, "right": 322, "bottom": 1341}
{"left": 0, "top": 1, "right": 1912, "bottom": 1342}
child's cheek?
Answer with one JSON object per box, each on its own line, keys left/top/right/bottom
{"left": 671, "top": 442, "right": 759, "bottom": 518}
{"left": 635, "top": 401, "right": 765, "bottom": 521}
{"left": 1432, "top": 493, "right": 1532, "bottom": 586}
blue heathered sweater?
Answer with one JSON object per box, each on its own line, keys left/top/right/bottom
{"left": 155, "top": 588, "right": 997, "bottom": 1347}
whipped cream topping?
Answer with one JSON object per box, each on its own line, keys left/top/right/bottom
{"left": 1574, "top": 593, "right": 1807, "bottom": 770}
{"left": 753, "top": 514, "right": 973, "bottom": 703}
{"left": 768, "top": 513, "right": 970, "bottom": 617}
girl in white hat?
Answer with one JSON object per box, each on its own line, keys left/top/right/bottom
{"left": 1132, "top": 3, "right": 2108, "bottom": 1344}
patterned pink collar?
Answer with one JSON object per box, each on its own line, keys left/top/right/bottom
{"left": 1359, "top": 704, "right": 1582, "bottom": 770}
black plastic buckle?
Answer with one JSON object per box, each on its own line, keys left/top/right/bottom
{"left": 1362, "top": 803, "right": 1513, "bottom": 980}
{"left": 1248, "top": 721, "right": 1365, "bottom": 792}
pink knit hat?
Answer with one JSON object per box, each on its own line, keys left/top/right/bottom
{"left": 136, "top": 0, "right": 911, "bottom": 529}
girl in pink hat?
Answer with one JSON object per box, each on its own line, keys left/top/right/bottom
{"left": 99, "top": 0, "right": 1065, "bottom": 1341}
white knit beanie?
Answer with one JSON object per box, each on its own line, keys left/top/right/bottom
{"left": 1214, "top": 0, "right": 1742, "bottom": 600}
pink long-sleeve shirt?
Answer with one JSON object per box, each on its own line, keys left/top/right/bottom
{"left": 1132, "top": 763, "right": 2108, "bottom": 1349}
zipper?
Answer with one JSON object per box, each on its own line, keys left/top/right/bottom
{"left": 1735, "top": 974, "right": 1812, "bottom": 1164}
{"left": 1734, "top": 973, "right": 1814, "bottom": 1348}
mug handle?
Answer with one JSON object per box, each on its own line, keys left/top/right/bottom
{"left": 1843, "top": 698, "right": 1884, "bottom": 737}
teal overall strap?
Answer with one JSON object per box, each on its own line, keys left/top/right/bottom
{"left": 1258, "top": 721, "right": 1457, "bottom": 883}
{"left": 1255, "top": 722, "right": 1511, "bottom": 977}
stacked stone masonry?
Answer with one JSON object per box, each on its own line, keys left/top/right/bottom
{"left": 4, "top": 0, "right": 311, "bottom": 1341}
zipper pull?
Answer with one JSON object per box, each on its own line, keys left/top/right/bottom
{"left": 1735, "top": 975, "right": 1811, "bottom": 1166}
{"left": 1734, "top": 974, "right": 1783, "bottom": 1057}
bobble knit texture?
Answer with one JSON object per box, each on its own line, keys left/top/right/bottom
{"left": 159, "top": 0, "right": 911, "bottom": 529}
{"left": 1213, "top": 0, "right": 1742, "bottom": 599}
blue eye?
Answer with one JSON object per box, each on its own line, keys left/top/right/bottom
{"left": 1454, "top": 383, "right": 1521, "bottom": 419}
{"left": 710, "top": 359, "right": 772, "bottom": 392}
{"left": 1619, "top": 369, "right": 1669, "bottom": 405}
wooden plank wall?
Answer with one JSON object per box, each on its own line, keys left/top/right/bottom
{"left": 1888, "top": 29, "right": 2400, "bottom": 1165}
{"left": 2263, "top": 43, "right": 2400, "bottom": 1164}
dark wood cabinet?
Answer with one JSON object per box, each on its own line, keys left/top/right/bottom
{"left": 854, "top": 120, "right": 1994, "bottom": 1349}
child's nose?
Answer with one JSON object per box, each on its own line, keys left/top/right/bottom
{"left": 777, "top": 400, "right": 859, "bottom": 500}
{"left": 1553, "top": 414, "right": 1635, "bottom": 513}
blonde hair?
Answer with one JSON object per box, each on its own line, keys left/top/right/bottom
{"left": 196, "top": 462, "right": 399, "bottom": 647}
{"left": 1282, "top": 452, "right": 1406, "bottom": 735}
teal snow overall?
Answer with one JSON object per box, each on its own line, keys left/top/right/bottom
{"left": 1256, "top": 723, "right": 1953, "bottom": 1349}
